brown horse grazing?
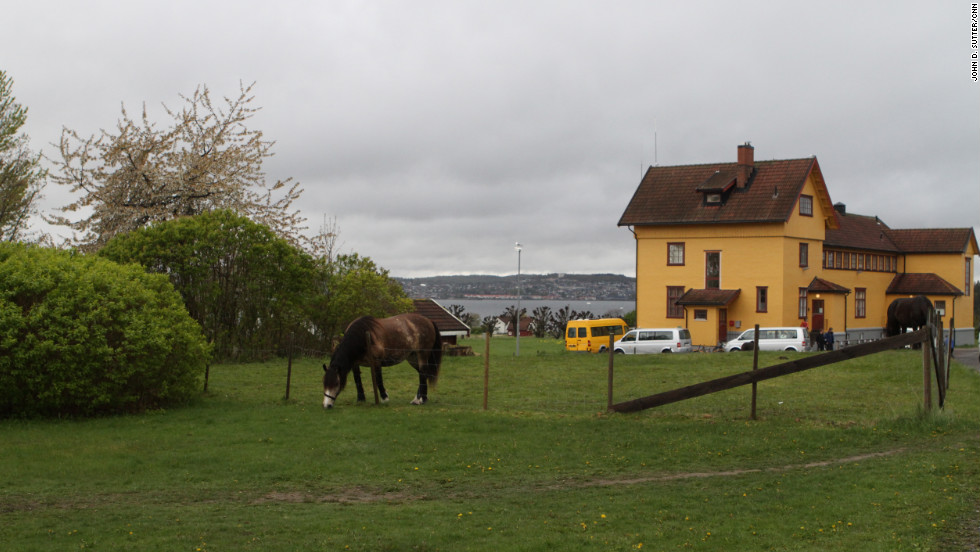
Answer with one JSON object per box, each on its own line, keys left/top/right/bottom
{"left": 322, "top": 313, "right": 442, "bottom": 408}
{"left": 885, "top": 295, "right": 933, "bottom": 337}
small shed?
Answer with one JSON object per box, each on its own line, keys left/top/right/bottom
{"left": 412, "top": 299, "right": 471, "bottom": 345}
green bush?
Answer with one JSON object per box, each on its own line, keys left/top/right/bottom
{"left": 99, "top": 210, "right": 316, "bottom": 360}
{"left": 0, "top": 244, "right": 210, "bottom": 417}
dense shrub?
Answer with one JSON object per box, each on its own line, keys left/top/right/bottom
{"left": 99, "top": 210, "right": 413, "bottom": 359}
{"left": 0, "top": 244, "right": 210, "bottom": 417}
{"left": 99, "top": 210, "right": 316, "bottom": 360}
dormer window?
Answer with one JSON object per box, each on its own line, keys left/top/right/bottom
{"left": 698, "top": 170, "right": 736, "bottom": 206}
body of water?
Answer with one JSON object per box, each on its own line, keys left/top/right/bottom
{"left": 437, "top": 298, "right": 635, "bottom": 320}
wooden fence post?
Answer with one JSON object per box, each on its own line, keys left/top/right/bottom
{"left": 284, "top": 334, "right": 293, "bottom": 400}
{"left": 945, "top": 317, "right": 953, "bottom": 391}
{"left": 367, "top": 332, "right": 380, "bottom": 405}
{"left": 483, "top": 332, "right": 490, "bottom": 411}
{"left": 934, "top": 315, "right": 947, "bottom": 408}
{"left": 607, "top": 333, "right": 615, "bottom": 411}
{"left": 751, "top": 324, "right": 759, "bottom": 420}
{"left": 923, "top": 329, "right": 933, "bottom": 412}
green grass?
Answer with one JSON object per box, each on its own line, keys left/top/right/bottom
{"left": 2, "top": 337, "right": 979, "bottom": 550}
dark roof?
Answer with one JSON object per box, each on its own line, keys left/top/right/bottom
{"left": 886, "top": 274, "right": 963, "bottom": 296}
{"left": 412, "top": 299, "right": 470, "bottom": 333}
{"left": 884, "top": 228, "right": 977, "bottom": 254}
{"left": 618, "top": 157, "right": 836, "bottom": 227}
{"left": 806, "top": 277, "right": 850, "bottom": 294}
{"left": 696, "top": 170, "right": 737, "bottom": 193}
{"left": 823, "top": 213, "right": 899, "bottom": 252}
{"left": 675, "top": 288, "right": 741, "bottom": 306}
{"left": 826, "top": 215, "right": 977, "bottom": 255}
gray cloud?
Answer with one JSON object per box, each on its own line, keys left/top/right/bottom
{"left": 4, "top": 1, "right": 977, "bottom": 277}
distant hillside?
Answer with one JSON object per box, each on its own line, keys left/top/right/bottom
{"left": 395, "top": 273, "right": 634, "bottom": 301}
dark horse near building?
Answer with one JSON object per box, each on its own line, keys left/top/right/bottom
{"left": 322, "top": 313, "right": 442, "bottom": 408}
{"left": 885, "top": 295, "right": 934, "bottom": 337}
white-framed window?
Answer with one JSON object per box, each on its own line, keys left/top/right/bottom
{"left": 799, "top": 195, "right": 813, "bottom": 217}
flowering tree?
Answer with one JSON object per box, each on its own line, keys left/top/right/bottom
{"left": 49, "top": 82, "right": 303, "bottom": 250}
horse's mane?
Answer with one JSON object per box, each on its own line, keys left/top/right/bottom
{"left": 333, "top": 316, "right": 382, "bottom": 365}
{"left": 327, "top": 316, "right": 384, "bottom": 393}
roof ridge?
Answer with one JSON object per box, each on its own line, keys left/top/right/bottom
{"left": 644, "top": 156, "right": 815, "bottom": 171}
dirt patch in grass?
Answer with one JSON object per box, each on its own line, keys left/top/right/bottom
{"left": 558, "top": 447, "right": 907, "bottom": 489}
{"left": 251, "top": 488, "right": 418, "bottom": 505}
{"left": 0, "top": 447, "right": 922, "bottom": 512}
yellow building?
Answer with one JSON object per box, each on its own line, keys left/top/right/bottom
{"left": 618, "top": 143, "right": 978, "bottom": 347}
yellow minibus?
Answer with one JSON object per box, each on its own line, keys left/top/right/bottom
{"left": 565, "top": 318, "right": 628, "bottom": 353}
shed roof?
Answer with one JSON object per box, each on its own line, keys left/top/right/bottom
{"left": 806, "top": 277, "right": 850, "bottom": 294}
{"left": 885, "top": 273, "right": 963, "bottom": 296}
{"left": 412, "top": 299, "right": 470, "bottom": 334}
{"left": 675, "top": 288, "right": 741, "bottom": 306}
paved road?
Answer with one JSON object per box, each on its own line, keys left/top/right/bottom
{"left": 953, "top": 346, "right": 980, "bottom": 372}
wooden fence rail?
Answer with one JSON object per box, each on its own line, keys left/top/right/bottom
{"left": 610, "top": 327, "right": 935, "bottom": 414}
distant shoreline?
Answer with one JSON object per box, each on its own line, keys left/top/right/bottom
{"left": 435, "top": 298, "right": 635, "bottom": 319}
{"left": 396, "top": 273, "right": 635, "bottom": 305}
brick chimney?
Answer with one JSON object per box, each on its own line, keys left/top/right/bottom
{"left": 736, "top": 142, "right": 754, "bottom": 189}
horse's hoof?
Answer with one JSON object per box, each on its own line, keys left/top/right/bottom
{"left": 411, "top": 397, "right": 426, "bottom": 405}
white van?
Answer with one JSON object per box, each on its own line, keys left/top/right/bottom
{"left": 724, "top": 327, "right": 809, "bottom": 352}
{"left": 614, "top": 328, "right": 693, "bottom": 354}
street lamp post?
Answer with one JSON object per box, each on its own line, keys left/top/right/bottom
{"left": 515, "top": 242, "right": 522, "bottom": 357}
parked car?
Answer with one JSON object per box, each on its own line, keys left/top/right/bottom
{"left": 724, "top": 327, "right": 809, "bottom": 352}
{"left": 614, "top": 328, "right": 693, "bottom": 354}
{"left": 565, "top": 318, "right": 628, "bottom": 353}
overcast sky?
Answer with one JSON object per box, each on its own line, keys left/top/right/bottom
{"left": 3, "top": 1, "right": 978, "bottom": 278}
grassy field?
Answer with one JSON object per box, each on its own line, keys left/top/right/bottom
{"left": 2, "top": 336, "right": 979, "bottom": 551}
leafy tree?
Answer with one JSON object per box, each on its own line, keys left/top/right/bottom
{"left": 549, "top": 305, "right": 572, "bottom": 339}
{"left": 481, "top": 315, "right": 498, "bottom": 335}
{"left": 0, "top": 70, "right": 45, "bottom": 242}
{"left": 307, "top": 252, "right": 414, "bottom": 351}
{"left": 531, "top": 306, "right": 552, "bottom": 338}
{"left": 570, "top": 309, "right": 595, "bottom": 321}
{"left": 446, "top": 304, "right": 466, "bottom": 319}
{"left": 446, "top": 303, "right": 480, "bottom": 333}
{"left": 49, "top": 82, "right": 303, "bottom": 250}
{"left": 501, "top": 305, "right": 527, "bottom": 336}
{"left": 459, "top": 311, "right": 481, "bottom": 332}
{"left": 622, "top": 309, "right": 637, "bottom": 328}
{"left": 100, "top": 210, "right": 314, "bottom": 360}
{"left": 0, "top": 243, "right": 209, "bottom": 417}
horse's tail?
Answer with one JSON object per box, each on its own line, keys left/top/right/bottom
{"left": 424, "top": 320, "right": 443, "bottom": 386}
